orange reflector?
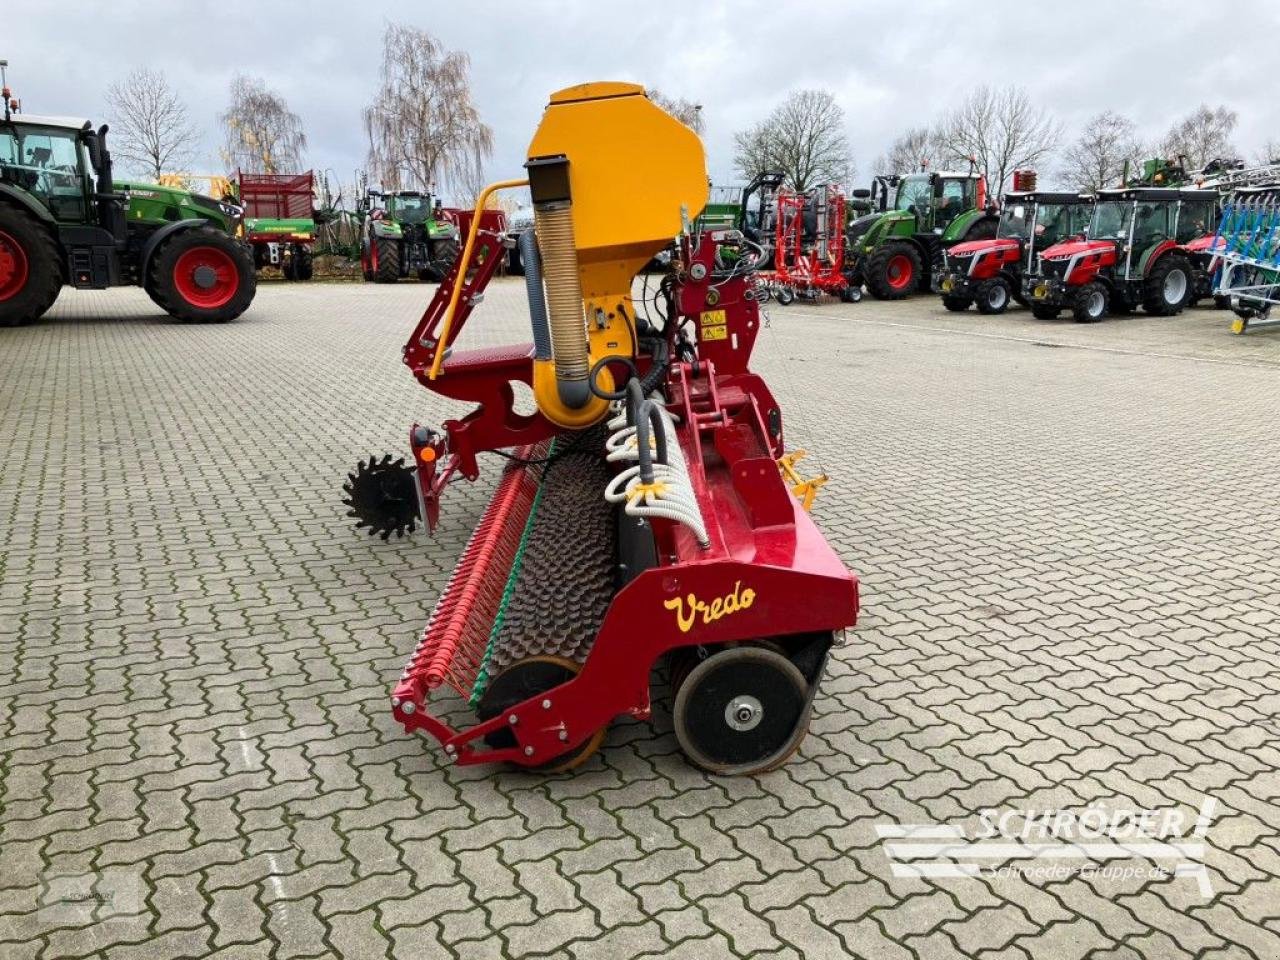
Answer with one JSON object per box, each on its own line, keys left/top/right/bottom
{"left": 420, "top": 447, "right": 437, "bottom": 463}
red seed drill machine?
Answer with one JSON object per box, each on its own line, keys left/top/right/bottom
{"left": 343, "top": 83, "right": 859, "bottom": 774}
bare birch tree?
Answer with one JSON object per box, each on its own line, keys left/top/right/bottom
{"left": 363, "top": 23, "right": 493, "bottom": 197}
{"left": 1059, "top": 111, "right": 1141, "bottom": 191}
{"left": 104, "top": 68, "right": 198, "bottom": 180}
{"left": 931, "top": 86, "right": 1060, "bottom": 193}
{"left": 872, "top": 127, "right": 932, "bottom": 176}
{"left": 1161, "top": 104, "right": 1239, "bottom": 169}
{"left": 650, "top": 91, "right": 704, "bottom": 134}
{"left": 732, "top": 90, "right": 851, "bottom": 190}
{"left": 219, "top": 75, "right": 307, "bottom": 174}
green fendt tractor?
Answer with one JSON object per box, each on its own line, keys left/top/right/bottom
{"left": 359, "top": 189, "right": 461, "bottom": 283}
{"left": 0, "top": 112, "right": 255, "bottom": 327}
{"left": 845, "top": 169, "right": 998, "bottom": 299}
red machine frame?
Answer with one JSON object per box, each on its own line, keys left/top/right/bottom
{"left": 766, "top": 185, "right": 850, "bottom": 297}
{"left": 389, "top": 223, "right": 859, "bottom": 767}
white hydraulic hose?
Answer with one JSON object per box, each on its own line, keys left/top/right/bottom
{"left": 603, "top": 400, "right": 708, "bottom": 547}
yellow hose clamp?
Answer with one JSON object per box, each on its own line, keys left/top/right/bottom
{"left": 628, "top": 480, "right": 668, "bottom": 502}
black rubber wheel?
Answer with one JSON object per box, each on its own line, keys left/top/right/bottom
{"left": 775, "top": 285, "right": 795, "bottom": 306}
{"left": 673, "top": 646, "right": 811, "bottom": 775}
{"left": 148, "top": 227, "right": 256, "bottom": 323}
{"left": 1031, "top": 304, "right": 1061, "bottom": 320}
{"left": 1072, "top": 281, "right": 1109, "bottom": 323}
{"left": 866, "top": 242, "right": 921, "bottom": 300}
{"left": 281, "top": 256, "right": 297, "bottom": 281}
{"left": 942, "top": 296, "right": 971, "bottom": 312}
{"left": 975, "top": 277, "right": 1012, "bottom": 315}
{"left": 0, "top": 203, "right": 62, "bottom": 327}
{"left": 294, "top": 248, "right": 313, "bottom": 281}
{"left": 476, "top": 656, "right": 606, "bottom": 772}
{"left": 430, "top": 238, "right": 461, "bottom": 278}
{"left": 507, "top": 242, "right": 525, "bottom": 277}
{"left": 1143, "top": 253, "right": 1192, "bottom": 316}
{"left": 839, "top": 285, "right": 862, "bottom": 303}
{"left": 373, "top": 236, "right": 401, "bottom": 283}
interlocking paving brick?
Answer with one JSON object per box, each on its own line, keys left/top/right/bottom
{"left": 2, "top": 284, "right": 1279, "bottom": 959}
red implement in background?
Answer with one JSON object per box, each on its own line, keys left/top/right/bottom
{"left": 767, "top": 185, "right": 851, "bottom": 298}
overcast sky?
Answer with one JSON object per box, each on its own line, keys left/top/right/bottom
{"left": 7, "top": 0, "right": 1279, "bottom": 199}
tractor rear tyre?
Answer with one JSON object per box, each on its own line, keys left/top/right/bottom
{"left": 294, "top": 246, "right": 313, "bottom": 281}
{"left": 1142, "top": 253, "right": 1192, "bottom": 316}
{"left": 866, "top": 242, "right": 921, "bottom": 300}
{"left": 373, "top": 237, "right": 401, "bottom": 283}
{"left": 673, "top": 646, "right": 811, "bottom": 775}
{"left": 942, "top": 296, "right": 971, "bottom": 312}
{"left": 0, "top": 203, "right": 62, "bottom": 327}
{"left": 148, "top": 227, "right": 256, "bottom": 323}
{"left": 975, "top": 277, "right": 1012, "bottom": 315}
{"left": 1031, "top": 304, "right": 1061, "bottom": 320}
{"left": 1071, "top": 281, "right": 1109, "bottom": 323}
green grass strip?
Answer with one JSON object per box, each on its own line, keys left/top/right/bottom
{"left": 469, "top": 439, "right": 555, "bottom": 707}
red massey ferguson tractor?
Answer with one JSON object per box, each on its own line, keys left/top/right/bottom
{"left": 1020, "top": 187, "right": 1220, "bottom": 322}
{"left": 932, "top": 190, "right": 1093, "bottom": 314}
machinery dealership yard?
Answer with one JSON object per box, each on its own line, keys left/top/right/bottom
{"left": 2, "top": 282, "right": 1278, "bottom": 959}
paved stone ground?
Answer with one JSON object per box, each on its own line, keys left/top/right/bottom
{"left": 2, "top": 280, "right": 1279, "bottom": 960}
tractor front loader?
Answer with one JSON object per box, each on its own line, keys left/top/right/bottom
{"left": 342, "top": 83, "right": 860, "bottom": 774}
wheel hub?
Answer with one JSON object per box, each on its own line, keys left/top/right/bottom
{"left": 192, "top": 264, "right": 219, "bottom": 290}
{"left": 726, "top": 695, "right": 763, "bottom": 731}
{"left": 1164, "top": 269, "right": 1187, "bottom": 304}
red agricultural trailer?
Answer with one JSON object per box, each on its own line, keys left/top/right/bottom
{"left": 237, "top": 170, "right": 316, "bottom": 281}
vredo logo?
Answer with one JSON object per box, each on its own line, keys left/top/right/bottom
{"left": 664, "top": 581, "right": 755, "bottom": 634}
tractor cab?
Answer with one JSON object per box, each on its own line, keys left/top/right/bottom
{"left": 0, "top": 117, "right": 97, "bottom": 224}
{"left": 894, "top": 171, "right": 986, "bottom": 234}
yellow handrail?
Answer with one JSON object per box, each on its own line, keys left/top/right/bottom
{"left": 429, "top": 178, "right": 529, "bottom": 380}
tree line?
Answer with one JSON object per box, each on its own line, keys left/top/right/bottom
{"left": 103, "top": 46, "right": 1275, "bottom": 207}
{"left": 735, "top": 86, "right": 1272, "bottom": 197}
{"left": 103, "top": 23, "right": 491, "bottom": 203}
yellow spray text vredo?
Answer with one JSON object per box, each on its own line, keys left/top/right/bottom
{"left": 664, "top": 582, "right": 756, "bottom": 634}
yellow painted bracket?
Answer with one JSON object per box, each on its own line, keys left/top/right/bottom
{"left": 428, "top": 178, "right": 529, "bottom": 381}
{"left": 777, "top": 450, "right": 828, "bottom": 513}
